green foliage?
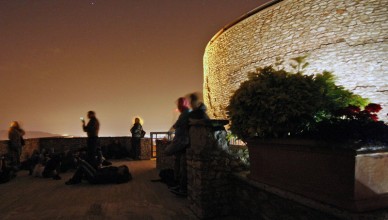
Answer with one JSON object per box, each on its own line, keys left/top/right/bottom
{"left": 314, "top": 71, "right": 368, "bottom": 121}
{"left": 227, "top": 66, "right": 323, "bottom": 140}
{"left": 227, "top": 56, "right": 370, "bottom": 142}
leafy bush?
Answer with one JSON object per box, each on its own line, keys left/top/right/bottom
{"left": 227, "top": 66, "right": 321, "bottom": 140}
{"left": 227, "top": 57, "right": 371, "bottom": 142}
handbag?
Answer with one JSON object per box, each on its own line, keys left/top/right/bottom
{"left": 20, "top": 137, "right": 25, "bottom": 146}
{"left": 141, "top": 130, "right": 146, "bottom": 138}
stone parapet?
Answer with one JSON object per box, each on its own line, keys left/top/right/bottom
{"left": 231, "top": 172, "right": 388, "bottom": 220}
{"left": 187, "top": 120, "right": 233, "bottom": 219}
{"left": 0, "top": 136, "right": 152, "bottom": 160}
{"left": 155, "top": 140, "right": 175, "bottom": 170}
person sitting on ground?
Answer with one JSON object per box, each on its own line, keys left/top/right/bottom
{"left": 65, "top": 159, "right": 132, "bottom": 185}
{"left": 76, "top": 145, "right": 111, "bottom": 167}
{"left": 31, "top": 149, "right": 62, "bottom": 180}
{"left": 24, "top": 149, "right": 41, "bottom": 175}
{"left": 0, "top": 155, "right": 16, "bottom": 184}
{"left": 59, "top": 150, "right": 79, "bottom": 173}
{"left": 102, "top": 140, "right": 128, "bottom": 159}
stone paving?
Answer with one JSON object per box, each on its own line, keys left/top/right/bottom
{"left": 0, "top": 160, "right": 197, "bottom": 220}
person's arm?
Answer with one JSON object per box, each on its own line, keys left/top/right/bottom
{"left": 174, "top": 111, "right": 190, "bottom": 129}
{"left": 19, "top": 129, "right": 26, "bottom": 136}
{"left": 82, "top": 119, "right": 87, "bottom": 132}
{"left": 84, "top": 119, "right": 98, "bottom": 134}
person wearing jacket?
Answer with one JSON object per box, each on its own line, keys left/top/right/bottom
{"left": 188, "top": 93, "right": 210, "bottom": 121}
{"left": 8, "top": 121, "right": 25, "bottom": 169}
{"left": 82, "top": 111, "right": 101, "bottom": 168}
{"left": 130, "top": 117, "right": 145, "bottom": 160}
{"left": 170, "top": 93, "right": 210, "bottom": 196}
{"left": 164, "top": 97, "right": 192, "bottom": 196}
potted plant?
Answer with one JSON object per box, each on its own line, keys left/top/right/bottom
{"left": 226, "top": 57, "right": 388, "bottom": 212}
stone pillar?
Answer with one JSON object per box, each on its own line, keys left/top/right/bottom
{"left": 156, "top": 140, "right": 175, "bottom": 170}
{"left": 140, "top": 138, "right": 151, "bottom": 160}
{"left": 187, "top": 120, "right": 231, "bottom": 219}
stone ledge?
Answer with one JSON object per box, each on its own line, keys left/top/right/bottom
{"left": 232, "top": 171, "right": 388, "bottom": 220}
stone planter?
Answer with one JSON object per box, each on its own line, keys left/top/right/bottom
{"left": 246, "top": 138, "right": 388, "bottom": 212}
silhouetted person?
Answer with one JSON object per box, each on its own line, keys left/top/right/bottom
{"left": 0, "top": 155, "right": 15, "bottom": 184}
{"left": 130, "top": 117, "right": 145, "bottom": 160}
{"left": 103, "top": 140, "right": 128, "bottom": 159}
{"left": 170, "top": 94, "right": 210, "bottom": 196}
{"left": 60, "top": 150, "right": 78, "bottom": 172}
{"left": 65, "top": 159, "right": 132, "bottom": 185}
{"left": 8, "top": 121, "right": 25, "bottom": 169}
{"left": 31, "top": 151, "right": 62, "bottom": 180}
{"left": 82, "top": 111, "right": 101, "bottom": 168}
{"left": 189, "top": 93, "right": 210, "bottom": 121}
{"left": 165, "top": 97, "right": 191, "bottom": 196}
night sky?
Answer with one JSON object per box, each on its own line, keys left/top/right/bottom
{"left": 0, "top": 0, "right": 269, "bottom": 137}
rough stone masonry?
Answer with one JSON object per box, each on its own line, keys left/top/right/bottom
{"left": 204, "top": 0, "right": 388, "bottom": 121}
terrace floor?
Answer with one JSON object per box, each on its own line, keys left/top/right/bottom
{"left": 0, "top": 160, "right": 198, "bottom": 220}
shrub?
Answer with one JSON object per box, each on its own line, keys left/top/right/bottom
{"left": 227, "top": 57, "right": 370, "bottom": 142}
{"left": 227, "top": 66, "right": 322, "bottom": 140}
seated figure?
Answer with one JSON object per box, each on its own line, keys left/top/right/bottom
{"left": 31, "top": 152, "right": 62, "bottom": 180}
{"left": 0, "top": 155, "right": 16, "bottom": 184}
{"left": 65, "top": 160, "right": 132, "bottom": 185}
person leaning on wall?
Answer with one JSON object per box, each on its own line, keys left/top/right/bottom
{"left": 164, "top": 97, "right": 191, "bottom": 196}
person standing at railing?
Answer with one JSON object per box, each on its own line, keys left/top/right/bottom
{"left": 82, "top": 111, "right": 101, "bottom": 168}
{"left": 130, "top": 117, "right": 145, "bottom": 160}
{"left": 8, "top": 121, "right": 25, "bottom": 170}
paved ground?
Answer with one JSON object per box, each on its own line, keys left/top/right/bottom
{"left": 0, "top": 160, "right": 198, "bottom": 220}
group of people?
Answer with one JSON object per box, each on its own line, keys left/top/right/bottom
{"left": 1, "top": 110, "right": 139, "bottom": 185}
{"left": 65, "top": 111, "right": 134, "bottom": 185}
{"left": 2, "top": 93, "right": 208, "bottom": 194}
{"left": 164, "top": 93, "right": 209, "bottom": 196}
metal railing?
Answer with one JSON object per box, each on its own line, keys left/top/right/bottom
{"left": 150, "top": 132, "right": 173, "bottom": 158}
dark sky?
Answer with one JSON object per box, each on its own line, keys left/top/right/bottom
{"left": 0, "top": 0, "right": 269, "bottom": 137}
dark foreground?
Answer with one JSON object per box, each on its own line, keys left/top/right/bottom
{"left": 0, "top": 160, "right": 197, "bottom": 220}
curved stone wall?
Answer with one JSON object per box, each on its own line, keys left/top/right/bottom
{"left": 204, "top": 0, "right": 388, "bottom": 121}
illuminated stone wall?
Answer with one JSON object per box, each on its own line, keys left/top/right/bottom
{"left": 204, "top": 0, "right": 388, "bottom": 121}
